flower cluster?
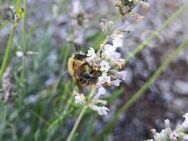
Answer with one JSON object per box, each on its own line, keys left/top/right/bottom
{"left": 74, "top": 87, "right": 109, "bottom": 116}
{"left": 115, "top": 0, "right": 150, "bottom": 18}
{"left": 146, "top": 113, "right": 188, "bottom": 141}
{"left": 74, "top": 26, "right": 127, "bottom": 116}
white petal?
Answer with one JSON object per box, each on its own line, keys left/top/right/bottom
{"left": 112, "top": 31, "right": 124, "bottom": 48}
{"left": 98, "top": 72, "right": 111, "bottom": 86}
{"left": 112, "top": 38, "right": 123, "bottom": 48}
{"left": 104, "top": 44, "right": 116, "bottom": 52}
{"left": 100, "top": 60, "right": 110, "bottom": 72}
{"left": 87, "top": 48, "right": 96, "bottom": 57}
{"left": 182, "top": 113, "right": 188, "bottom": 128}
{"left": 90, "top": 105, "right": 109, "bottom": 116}
{"left": 74, "top": 91, "right": 86, "bottom": 105}
{"left": 117, "top": 71, "right": 127, "bottom": 80}
{"left": 183, "top": 134, "right": 188, "bottom": 140}
{"left": 16, "top": 51, "right": 24, "bottom": 57}
{"left": 91, "top": 97, "right": 107, "bottom": 105}
{"left": 95, "top": 87, "right": 106, "bottom": 98}
{"left": 110, "top": 79, "right": 121, "bottom": 86}
{"left": 72, "top": 1, "right": 81, "bottom": 15}
{"left": 86, "top": 48, "right": 98, "bottom": 63}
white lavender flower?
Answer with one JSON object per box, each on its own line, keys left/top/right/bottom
{"left": 74, "top": 91, "right": 86, "bottom": 105}
{"left": 110, "top": 79, "right": 121, "bottom": 86}
{"left": 146, "top": 112, "right": 188, "bottom": 141}
{"left": 112, "top": 30, "right": 124, "bottom": 48}
{"left": 95, "top": 87, "right": 106, "bottom": 98}
{"left": 74, "top": 89, "right": 109, "bottom": 116}
{"left": 116, "top": 71, "right": 127, "bottom": 81}
{"left": 100, "top": 61, "right": 110, "bottom": 72}
{"left": 16, "top": 51, "right": 24, "bottom": 57}
{"left": 89, "top": 105, "right": 109, "bottom": 116}
{"left": 86, "top": 47, "right": 98, "bottom": 63}
{"left": 182, "top": 113, "right": 188, "bottom": 129}
{"left": 102, "top": 44, "right": 121, "bottom": 61}
{"left": 98, "top": 72, "right": 111, "bottom": 86}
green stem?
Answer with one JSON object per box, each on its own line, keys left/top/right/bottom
{"left": 98, "top": 38, "right": 188, "bottom": 140}
{"left": 67, "top": 88, "right": 96, "bottom": 141}
{"left": 0, "top": 24, "right": 17, "bottom": 80}
{"left": 67, "top": 105, "right": 87, "bottom": 141}
{"left": 21, "top": 0, "right": 27, "bottom": 83}
{"left": 125, "top": 3, "right": 188, "bottom": 64}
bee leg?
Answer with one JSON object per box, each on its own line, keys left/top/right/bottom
{"left": 75, "top": 79, "right": 83, "bottom": 93}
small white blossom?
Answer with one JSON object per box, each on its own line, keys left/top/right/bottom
{"left": 88, "top": 95, "right": 109, "bottom": 116}
{"left": 16, "top": 51, "right": 24, "bottom": 57}
{"left": 116, "top": 71, "right": 127, "bottom": 81}
{"left": 100, "top": 60, "right": 110, "bottom": 72}
{"left": 86, "top": 48, "right": 98, "bottom": 63}
{"left": 90, "top": 105, "right": 109, "bottom": 116}
{"left": 87, "top": 48, "right": 96, "bottom": 57}
{"left": 95, "top": 87, "right": 106, "bottom": 98}
{"left": 73, "top": 90, "right": 109, "bottom": 116}
{"left": 146, "top": 113, "right": 188, "bottom": 141}
{"left": 182, "top": 113, "right": 188, "bottom": 128}
{"left": 152, "top": 127, "right": 171, "bottom": 141}
{"left": 183, "top": 134, "right": 188, "bottom": 140}
{"left": 98, "top": 72, "right": 111, "bottom": 86}
{"left": 72, "top": 0, "right": 82, "bottom": 15}
{"left": 110, "top": 79, "right": 121, "bottom": 86}
{"left": 112, "top": 31, "right": 124, "bottom": 48}
{"left": 74, "top": 91, "right": 86, "bottom": 105}
{"left": 103, "top": 44, "right": 121, "bottom": 61}
{"left": 90, "top": 97, "right": 107, "bottom": 105}
{"left": 169, "top": 130, "right": 179, "bottom": 140}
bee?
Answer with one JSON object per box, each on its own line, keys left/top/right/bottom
{"left": 68, "top": 44, "right": 102, "bottom": 92}
{"left": 0, "top": 5, "right": 24, "bottom": 23}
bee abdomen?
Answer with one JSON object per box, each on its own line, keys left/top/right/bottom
{"left": 79, "top": 73, "right": 98, "bottom": 86}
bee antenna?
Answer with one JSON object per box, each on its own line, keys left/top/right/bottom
{"left": 74, "top": 43, "right": 79, "bottom": 52}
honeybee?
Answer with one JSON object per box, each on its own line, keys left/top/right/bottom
{"left": 68, "top": 44, "right": 102, "bottom": 92}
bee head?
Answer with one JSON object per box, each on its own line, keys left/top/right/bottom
{"left": 73, "top": 43, "right": 87, "bottom": 60}
{"left": 74, "top": 53, "right": 87, "bottom": 60}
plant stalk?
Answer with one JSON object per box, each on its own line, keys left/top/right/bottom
{"left": 67, "top": 88, "right": 96, "bottom": 141}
